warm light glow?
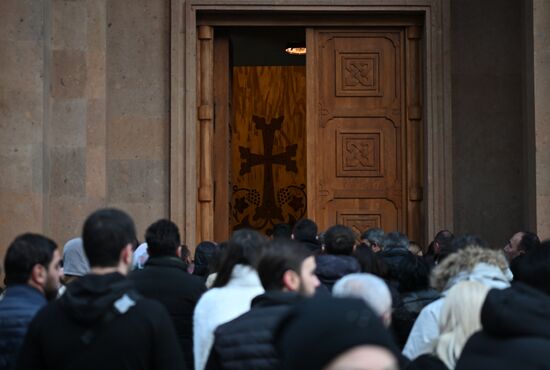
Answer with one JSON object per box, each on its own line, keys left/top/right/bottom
{"left": 285, "top": 46, "right": 306, "bottom": 55}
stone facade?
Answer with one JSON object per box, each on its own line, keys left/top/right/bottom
{"left": 0, "top": 0, "right": 548, "bottom": 266}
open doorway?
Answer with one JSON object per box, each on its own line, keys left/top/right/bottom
{"left": 214, "top": 28, "right": 308, "bottom": 237}
{"left": 209, "top": 22, "right": 424, "bottom": 244}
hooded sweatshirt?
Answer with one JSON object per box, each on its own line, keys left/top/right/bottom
{"left": 456, "top": 283, "right": 550, "bottom": 370}
{"left": 16, "top": 273, "right": 186, "bottom": 370}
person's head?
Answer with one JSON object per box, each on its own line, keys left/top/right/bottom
{"left": 292, "top": 218, "right": 318, "bottom": 242}
{"left": 360, "top": 228, "right": 385, "bottom": 253}
{"left": 193, "top": 241, "right": 219, "bottom": 277}
{"left": 432, "top": 230, "right": 454, "bottom": 254}
{"left": 381, "top": 232, "right": 409, "bottom": 251}
{"left": 82, "top": 208, "right": 137, "bottom": 274}
{"left": 434, "top": 281, "right": 490, "bottom": 369}
{"left": 333, "top": 273, "right": 393, "bottom": 327}
{"left": 212, "top": 229, "right": 266, "bottom": 287}
{"left": 324, "top": 224, "right": 356, "bottom": 255}
{"left": 512, "top": 241, "right": 550, "bottom": 295}
{"left": 276, "top": 297, "right": 399, "bottom": 370}
{"left": 257, "top": 239, "right": 319, "bottom": 296}
{"left": 145, "top": 219, "right": 181, "bottom": 258}
{"left": 353, "top": 243, "right": 387, "bottom": 277}
{"left": 435, "top": 233, "right": 487, "bottom": 264}
{"left": 408, "top": 241, "right": 423, "bottom": 256}
{"left": 396, "top": 253, "right": 431, "bottom": 293}
{"left": 4, "top": 233, "right": 62, "bottom": 300}
{"left": 430, "top": 246, "right": 510, "bottom": 292}
{"left": 62, "top": 237, "right": 90, "bottom": 284}
{"left": 271, "top": 223, "right": 292, "bottom": 239}
{"left": 503, "top": 231, "right": 540, "bottom": 261}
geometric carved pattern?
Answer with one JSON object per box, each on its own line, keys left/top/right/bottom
{"left": 336, "top": 52, "right": 381, "bottom": 96}
{"left": 336, "top": 130, "right": 383, "bottom": 177}
{"left": 337, "top": 211, "right": 382, "bottom": 236}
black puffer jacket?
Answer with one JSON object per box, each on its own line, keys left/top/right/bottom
{"left": 392, "top": 289, "right": 441, "bottom": 348}
{"left": 456, "top": 283, "right": 550, "bottom": 370}
{"left": 315, "top": 254, "right": 361, "bottom": 292}
{"left": 205, "top": 291, "right": 302, "bottom": 370}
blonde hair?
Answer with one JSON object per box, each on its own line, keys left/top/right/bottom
{"left": 433, "top": 281, "right": 490, "bottom": 369}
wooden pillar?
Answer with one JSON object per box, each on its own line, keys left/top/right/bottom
{"left": 406, "top": 25, "right": 424, "bottom": 245}
{"left": 198, "top": 25, "right": 214, "bottom": 242}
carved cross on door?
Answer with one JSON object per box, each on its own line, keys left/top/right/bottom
{"left": 239, "top": 115, "right": 297, "bottom": 223}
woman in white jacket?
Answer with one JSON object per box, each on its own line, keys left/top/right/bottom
{"left": 193, "top": 229, "right": 266, "bottom": 370}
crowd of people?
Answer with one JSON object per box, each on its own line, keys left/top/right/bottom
{"left": 1, "top": 208, "right": 550, "bottom": 370}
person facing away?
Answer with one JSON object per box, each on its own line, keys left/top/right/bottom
{"left": 129, "top": 219, "right": 206, "bottom": 370}
{"left": 193, "top": 229, "right": 266, "bottom": 370}
{"left": 205, "top": 239, "right": 320, "bottom": 370}
{"left": 17, "top": 208, "right": 186, "bottom": 370}
{"left": 275, "top": 297, "right": 401, "bottom": 370}
{"left": 457, "top": 241, "right": 550, "bottom": 370}
{"left": 406, "top": 281, "right": 490, "bottom": 370}
{"left": 392, "top": 253, "right": 440, "bottom": 349}
{"left": 292, "top": 218, "right": 322, "bottom": 255}
{"left": 402, "top": 244, "right": 511, "bottom": 360}
{"left": 333, "top": 273, "right": 393, "bottom": 327}
{"left": 0, "top": 234, "right": 63, "bottom": 370}
{"left": 315, "top": 224, "right": 361, "bottom": 292}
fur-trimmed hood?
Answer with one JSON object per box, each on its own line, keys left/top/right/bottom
{"left": 430, "top": 247, "right": 511, "bottom": 292}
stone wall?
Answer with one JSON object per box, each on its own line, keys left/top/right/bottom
{"left": 451, "top": 0, "right": 526, "bottom": 247}
{"left": 0, "top": 0, "right": 170, "bottom": 264}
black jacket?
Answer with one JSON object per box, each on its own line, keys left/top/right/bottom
{"left": 392, "top": 289, "right": 441, "bottom": 348}
{"left": 456, "top": 283, "right": 550, "bottom": 370}
{"left": 130, "top": 256, "right": 205, "bottom": 369}
{"left": 205, "top": 291, "right": 303, "bottom": 370}
{"left": 16, "top": 273, "right": 186, "bottom": 370}
{"left": 380, "top": 246, "right": 411, "bottom": 280}
{"left": 406, "top": 354, "right": 448, "bottom": 370}
{"left": 315, "top": 254, "right": 361, "bottom": 292}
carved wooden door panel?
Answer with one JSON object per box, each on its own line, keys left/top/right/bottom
{"left": 307, "top": 28, "right": 422, "bottom": 240}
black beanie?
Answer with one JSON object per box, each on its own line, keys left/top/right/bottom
{"left": 275, "top": 297, "right": 400, "bottom": 370}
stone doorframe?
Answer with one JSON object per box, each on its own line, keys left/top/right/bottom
{"left": 169, "top": 0, "right": 453, "bottom": 246}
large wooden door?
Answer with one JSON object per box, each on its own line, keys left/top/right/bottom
{"left": 307, "top": 28, "right": 423, "bottom": 241}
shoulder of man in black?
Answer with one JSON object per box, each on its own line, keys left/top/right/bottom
{"left": 129, "top": 256, "right": 206, "bottom": 299}
{"left": 16, "top": 296, "right": 187, "bottom": 370}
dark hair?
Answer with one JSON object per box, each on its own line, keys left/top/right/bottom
{"left": 292, "top": 219, "right": 318, "bottom": 242}
{"left": 145, "top": 219, "right": 181, "bottom": 257}
{"left": 272, "top": 224, "right": 292, "bottom": 239}
{"left": 324, "top": 224, "right": 356, "bottom": 255}
{"left": 382, "top": 232, "right": 409, "bottom": 250}
{"left": 82, "top": 208, "right": 137, "bottom": 268}
{"left": 426, "top": 230, "right": 454, "bottom": 257}
{"left": 212, "top": 229, "right": 266, "bottom": 288}
{"left": 513, "top": 241, "right": 550, "bottom": 295}
{"left": 193, "top": 241, "right": 219, "bottom": 277}
{"left": 433, "top": 234, "right": 487, "bottom": 264}
{"left": 353, "top": 243, "right": 387, "bottom": 277}
{"left": 519, "top": 231, "right": 540, "bottom": 253}
{"left": 4, "top": 233, "right": 57, "bottom": 286}
{"left": 257, "top": 239, "right": 312, "bottom": 291}
{"left": 396, "top": 254, "right": 431, "bottom": 292}
{"left": 207, "top": 241, "right": 228, "bottom": 276}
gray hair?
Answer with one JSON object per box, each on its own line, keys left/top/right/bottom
{"left": 333, "top": 273, "right": 392, "bottom": 317}
{"left": 382, "top": 231, "right": 409, "bottom": 250}
{"left": 361, "top": 228, "right": 385, "bottom": 245}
